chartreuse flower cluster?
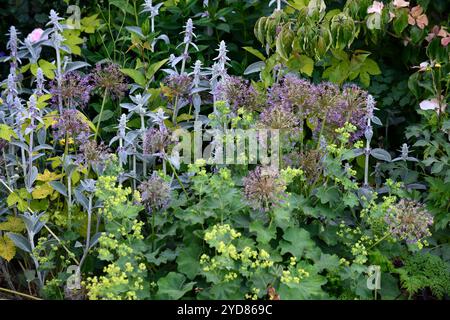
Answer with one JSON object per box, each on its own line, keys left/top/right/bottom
{"left": 200, "top": 224, "right": 275, "bottom": 293}
{"left": 84, "top": 170, "right": 149, "bottom": 300}
{"left": 280, "top": 256, "right": 310, "bottom": 285}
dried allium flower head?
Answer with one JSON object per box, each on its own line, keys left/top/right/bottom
{"left": 243, "top": 166, "right": 287, "bottom": 211}
{"left": 285, "top": 149, "right": 324, "bottom": 184}
{"left": 259, "top": 104, "right": 298, "bottom": 129}
{"left": 138, "top": 173, "right": 171, "bottom": 212}
{"left": 49, "top": 71, "right": 94, "bottom": 108}
{"left": 78, "top": 140, "right": 111, "bottom": 168}
{"left": 215, "top": 76, "right": 260, "bottom": 112}
{"left": 385, "top": 199, "right": 434, "bottom": 244}
{"left": 52, "top": 109, "right": 90, "bottom": 144}
{"left": 162, "top": 73, "right": 193, "bottom": 98}
{"left": 326, "top": 84, "right": 368, "bottom": 140}
{"left": 143, "top": 127, "right": 171, "bottom": 156}
{"left": 92, "top": 63, "right": 128, "bottom": 100}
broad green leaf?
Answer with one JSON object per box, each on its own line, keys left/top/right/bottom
{"left": 120, "top": 68, "right": 146, "bottom": 87}
{"left": 249, "top": 220, "right": 276, "bottom": 244}
{"left": 0, "top": 216, "right": 25, "bottom": 233}
{"left": 177, "top": 245, "right": 201, "bottom": 280}
{"left": 156, "top": 272, "right": 195, "bottom": 300}
{"left": 0, "top": 235, "right": 16, "bottom": 262}
{"left": 279, "top": 227, "right": 315, "bottom": 257}
{"left": 243, "top": 47, "right": 266, "bottom": 61}
{"left": 0, "top": 124, "right": 18, "bottom": 141}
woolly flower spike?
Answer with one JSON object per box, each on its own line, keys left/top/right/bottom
{"left": 5, "top": 73, "right": 18, "bottom": 106}
{"left": 6, "top": 26, "right": 20, "bottom": 73}
{"left": 92, "top": 63, "right": 128, "bottom": 100}
{"left": 52, "top": 109, "right": 90, "bottom": 145}
{"left": 80, "top": 179, "right": 97, "bottom": 193}
{"left": 138, "top": 173, "right": 171, "bottom": 212}
{"left": 149, "top": 109, "right": 169, "bottom": 127}
{"left": 35, "top": 68, "right": 46, "bottom": 96}
{"left": 191, "top": 60, "right": 203, "bottom": 87}
{"left": 366, "top": 94, "right": 376, "bottom": 121}
{"left": 118, "top": 114, "right": 127, "bottom": 139}
{"left": 50, "top": 32, "right": 65, "bottom": 48}
{"left": 47, "top": 10, "right": 64, "bottom": 32}
{"left": 385, "top": 199, "right": 433, "bottom": 245}
{"left": 181, "top": 18, "right": 196, "bottom": 46}
{"left": 214, "top": 41, "right": 230, "bottom": 69}
{"left": 49, "top": 72, "right": 94, "bottom": 108}
{"left": 143, "top": 127, "right": 171, "bottom": 156}
{"left": 243, "top": 166, "right": 287, "bottom": 212}
{"left": 141, "top": 0, "right": 163, "bottom": 18}
{"left": 6, "top": 26, "right": 19, "bottom": 59}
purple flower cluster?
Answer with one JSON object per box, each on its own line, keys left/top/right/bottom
{"left": 52, "top": 109, "right": 90, "bottom": 144}
{"left": 259, "top": 104, "right": 298, "bottom": 129}
{"left": 243, "top": 166, "right": 287, "bottom": 212}
{"left": 325, "top": 84, "right": 368, "bottom": 140}
{"left": 215, "top": 76, "right": 260, "bottom": 112}
{"left": 385, "top": 199, "right": 434, "bottom": 244}
{"left": 263, "top": 75, "right": 370, "bottom": 140}
{"left": 49, "top": 72, "right": 94, "bottom": 109}
{"left": 91, "top": 63, "right": 128, "bottom": 100}
{"left": 143, "top": 127, "right": 171, "bottom": 156}
{"left": 162, "top": 73, "right": 193, "bottom": 99}
{"left": 138, "top": 173, "right": 171, "bottom": 212}
{"left": 77, "top": 140, "right": 111, "bottom": 169}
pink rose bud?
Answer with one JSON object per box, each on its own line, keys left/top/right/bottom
{"left": 26, "top": 28, "right": 45, "bottom": 43}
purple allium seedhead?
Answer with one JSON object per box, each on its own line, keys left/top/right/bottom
{"left": 138, "top": 172, "right": 171, "bottom": 212}
{"left": 243, "top": 166, "right": 287, "bottom": 212}
{"left": 385, "top": 199, "right": 434, "bottom": 244}
{"left": 215, "top": 76, "right": 260, "bottom": 112}
{"left": 268, "top": 75, "right": 314, "bottom": 117}
{"left": 52, "top": 109, "right": 90, "bottom": 144}
{"left": 163, "top": 73, "right": 193, "bottom": 98}
{"left": 92, "top": 63, "right": 128, "bottom": 100}
{"left": 143, "top": 127, "right": 171, "bottom": 156}
{"left": 77, "top": 140, "right": 111, "bottom": 169}
{"left": 49, "top": 71, "right": 94, "bottom": 108}
{"left": 259, "top": 104, "right": 298, "bottom": 129}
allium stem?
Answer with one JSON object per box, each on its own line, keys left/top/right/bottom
{"left": 79, "top": 195, "right": 93, "bottom": 269}
{"left": 141, "top": 114, "right": 147, "bottom": 177}
{"left": 94, "top": 89, "right": 109, "bottom": 141}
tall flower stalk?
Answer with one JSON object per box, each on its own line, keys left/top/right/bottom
{"left": 47, "top": 10, "right": 65, "bottom": 113}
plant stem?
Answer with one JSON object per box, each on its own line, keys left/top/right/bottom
{"left": 0, "top": 287, "right": 42, "bottom": 300}
{"left": 94, "top": 89, "right": 109, "bottom": 141}
{"left": 79, "top": 195, "right": 93, "bottom": 269}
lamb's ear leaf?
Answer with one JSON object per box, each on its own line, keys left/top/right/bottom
{"left": 6, "top": 233, "right": 31, "bottom": 253}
